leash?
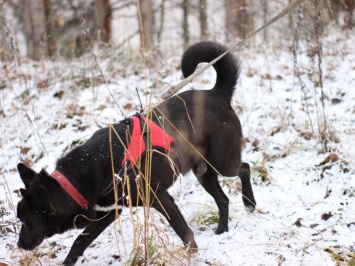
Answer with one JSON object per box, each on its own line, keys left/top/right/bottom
{"left": 97, "top": 0, "right": 307, "bottom": 206}
{"left": 160, "top": 0, "right": 307, "bottom": 101}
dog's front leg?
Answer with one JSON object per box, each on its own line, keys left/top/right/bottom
{"left": 152, "top": 189, "right": 198, "bottom": 253}
{"left": 63, "top": 211, "right": 117, "bottom": 266}
{"left": 238, "top": 162, "right": 256, "bottom": 212}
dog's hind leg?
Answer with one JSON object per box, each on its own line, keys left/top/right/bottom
{"left": 238, "top": 162, "right": 256, "bottom": 213}
{"left": 194, "top": 165, "right": 229, "bottom": 235}
{"left": 63, "top": 211, "right": 117, "bottom": 266}
{"left": 151, "top": 188, "right": 198, "bottom": 253}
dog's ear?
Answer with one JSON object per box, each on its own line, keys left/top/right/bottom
{"left": 20, "top": 187, "right": 50, "bottom": 211}
{"left": 17, "top": 163, "right": 37, "bottom": 188}
{"left": 19, "top": 188, "right": 29, "bottom": 198}
{"left": 19, "top": 188, "right": 37, "bottom": 206}
{"left": 39, "top": 168, "right": 49, "bottom": 176}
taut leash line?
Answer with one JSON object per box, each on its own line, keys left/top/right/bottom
{"left": 160, "top": 0, "right": 307, "bottom": 101}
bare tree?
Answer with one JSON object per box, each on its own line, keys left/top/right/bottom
{"left": 262, "top": 0, "right": 268, "bottom": 41}
{"left": 288, "top": 0, "right": 295, "bottom": 30}
{"left": 182, "top": 0, "right": 189, "bottom": 49}
{"left": 199, "top": 0, "right": 209, "bottom": 41}
{"left": 344, "top": 0, "right": 354, "bottom": 29}
{"left": 157, "top": 0, "right": 165, "bottom": 46}
{"left": 23, "top": 0, "right": 56, "bottom": 60}
{"left": 137, "top": 0, "right": 154, "bottom": 50}
{"left": 94, "top": 0, "right": 112, "bottom": 44}
{"left": 44, "top": 0, "right": 57, "bottom": 57}
{"left": 0, "top": 2, "right": 13, "bottom": 60}
{"left": 225, "top": 0, "right": 249, "bottom": 39}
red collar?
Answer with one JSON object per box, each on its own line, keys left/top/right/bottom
{"left": 50, "top": 170, "right": 89, "bottom": 210}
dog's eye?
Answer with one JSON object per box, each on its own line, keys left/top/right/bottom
{"left": 21, "top": 222, "right": 27, "bottom": 229}
{"left": 22, "top": 221, "right": 33, "bottom": 231}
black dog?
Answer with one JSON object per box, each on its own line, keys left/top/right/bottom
{"left": 16, "top": 41, "right": 256, "bottom": 265}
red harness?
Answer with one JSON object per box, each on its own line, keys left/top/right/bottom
{"left": 49, "top": 115, "right": 175, "bottom": 209}
{"left": 121, "top": 116, "right": 175, "bottom": 166}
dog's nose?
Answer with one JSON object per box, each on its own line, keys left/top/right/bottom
{"left": 17, "top": 240, "right": 23, "bottom": 249}
{"left": 17, "top": 240, "right": 33, "bottom": 251}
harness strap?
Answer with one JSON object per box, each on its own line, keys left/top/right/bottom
{"left": 99, "top": 115, "right": 182, "bottom": 198}
{"left": 121, "top": 116, "right": 145, "bottom": 167}
{"left": 121, "top": 115, "right": 174, "bottom": 166}
{"left": 171, "top": 142, "right": 185, "bottom": 171}
{"left": 99, "top": 161, "right": 129, "bottom": 198}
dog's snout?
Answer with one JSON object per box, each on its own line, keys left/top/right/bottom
{"left": 18, "top": 242, "right": 36, "bottom": 251}
{"left": 17, "top": 239, "right": 30, "bottom": 250}
{"left": 17, "top": 237, "right": 41, "bottom": 251}
{"left": 17, "top": 240, "right": 22, "bottom": 249}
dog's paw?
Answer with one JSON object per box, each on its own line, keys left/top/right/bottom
{"left": 184, "top": 234, "right": 198, "bottom": 254}
{"left": 244, "top": 204, "right": 256, "bottom": 213}
{"left": 187, "top": 245, "right": 199, "bottom": 255}
{"left": 215, "top": 225, "right": 228, "bottom": 235}
{"left": 62, "top": 258, "right": 76, "bottom": 266}
{"left": 242, "top": 195, "right": 256, "bottom": 213}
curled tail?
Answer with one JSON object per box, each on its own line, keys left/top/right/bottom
{"left": 181, "top": 41, "right": 240, "bottom": 101}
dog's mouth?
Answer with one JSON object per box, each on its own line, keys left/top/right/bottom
{"left": 17, "top": 237, "right": 44, "bottom": 251}
{"left": 18, "top": 243, "right": 36, "bottom": 251}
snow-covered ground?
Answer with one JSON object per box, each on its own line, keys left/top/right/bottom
{"left": 0, "top": 31, "right": 354, "bottom": 265}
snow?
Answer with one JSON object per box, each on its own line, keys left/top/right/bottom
{"left": 1, "top": 32, "right": 355, "bottom": 265}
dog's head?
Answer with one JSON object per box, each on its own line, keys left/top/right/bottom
{"left": 16, "top": 163, "right": 64, "bottom": 250}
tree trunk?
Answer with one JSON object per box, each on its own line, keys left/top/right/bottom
{"left": 44, "top": 0, "right": 57, "bottom": 58}
{"left": 157, "top": 0, "right": 165, "bottom": 46}
{"left": 344, "top": 0, "right": 354, "bottom": 29}
{"left": 288, "top": 0, "right": 295, "bottom": 30}
{"left": 328, "top": 0, "right": 340, "bottom": 24}
{"left": 262, "top": 0, "right": 268, "bottom": 41}
{"left": 23, "top": 0, "right": 48, "bottom": 60}
{"left": 225, "top": 0, "right": 249, "bottom": 39}
{"left": 94, "top": 0, "right": 112, "bottom": 44}
{"left": 0, "top": 2, "right": 13, "bottom": 61}
{"left": 182, "top": 0, "right": 189, "bottom": 49}
{"left": 199, "top": 0, "right": 209, "bottom": 41}
{"left": 137, "top": 0, "right": 154, "bottom": 50}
